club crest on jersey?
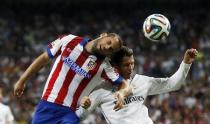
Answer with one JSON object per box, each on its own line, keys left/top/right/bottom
{"left": 87, "top": 55, "right": 97, "bottom": 71}
{"left": 87, "top": 60, "right": 96, "bottom": 71}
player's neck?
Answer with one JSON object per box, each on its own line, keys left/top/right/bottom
{"left": 84, "top": 40, "right": 94, "bottom": 54}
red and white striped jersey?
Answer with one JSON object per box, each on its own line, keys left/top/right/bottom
{"left": 42, "top": 34, "right": 123, "bottom": 111}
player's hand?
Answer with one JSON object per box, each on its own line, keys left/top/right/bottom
{"left": 14, "top": 80, "right": 25, "bottom": 97}
{"left": 183, "top": 48, "right": 198, "bottom": 64}
{"left": 113, "top": 91, "right": 124, "bottom": 111}
{"left": 80, "top": 96, "right": 91, "bottom": 109}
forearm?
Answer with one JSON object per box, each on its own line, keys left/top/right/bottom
{"left": 163, "top": 61, "right": 191, "bottom": 92}
{"left": 168, "top": 48, "right": 196, "bottom": 89}
{"left": 76, "top": 95, "right": 100, "bottom": 120}
{"left": 76, "top": 107, "right": 91, "bottom": 120}
{"left": 18, "top": 52, "right": 50, "bottom": 83}
{"left": 148, "top": 61, "right": 191, "bottom": 95}
{"left": 170, "top": 61, "right": 191, "bottom": 84}
{"left": 118, "top": 80, "right": 132, "bottom": 97}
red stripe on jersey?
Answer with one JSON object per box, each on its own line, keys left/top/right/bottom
{"left": 54, "top": 49, "right": 87, "bottom": 104}
{"left": 70, "top": 59, "right": 103, "bottom": 110}
{"left": 42, "top": 58, "right": 63, "bottom": 100}
{"left": 55, "top": 48, "right": 61, "bottom": 57}
{"left": 42, "top": 37, "right": 82, "bottom": 100}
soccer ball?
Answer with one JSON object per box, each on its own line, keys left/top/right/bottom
{"left": 143, "top": 14, "right": 171, "bottom": 42}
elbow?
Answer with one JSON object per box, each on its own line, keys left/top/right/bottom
{"left": 170, "top": 80, "right": 185, "bottom": 91}
{"left": 167, "top": 77, "right": 185, "bottom": 91}
{"left": 171, "top": 85, "right": 181, "bottom": 91}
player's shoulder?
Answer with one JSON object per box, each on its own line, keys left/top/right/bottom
{"left": 133, "top": 74, "right": 152, "bottom": 81}
{"left": 59, "top": 34, "right": 79, "bottom": 41}
{"left": 131, "top": 74, "right": 155, "bottom": 85}
{"left": 101, "top": 57, "right": 110, "bottom": 65}
{"left": 93, "top": 82, "right": 113, "bottom": 92}
{"left": 130, "top": 74, "right": 154, "bottom": 91}
{"left": 104, "top": 57, "right": 111, "bottom": 61}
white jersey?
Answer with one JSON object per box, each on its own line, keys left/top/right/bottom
{"left": 42, "top": 34, "right": 123, "bottom": 110}
{"left": 76, "top": 62, "right": 191, "bottom": 124}
{"left": 0, "top": 103, "right": 14, "bottom": 124}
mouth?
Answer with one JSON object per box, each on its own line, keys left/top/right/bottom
{"left": 100, "top": 45, "right": 104, "bottom": 52}
{"left": 99, "top": 45, "right": 102, "bottom": 51}
{"left": 128, "top": 72, "right": 132, "bottom": 76}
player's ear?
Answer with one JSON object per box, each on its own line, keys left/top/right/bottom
{"left": 100, "top": 33, "right": 108, "bottom": 37}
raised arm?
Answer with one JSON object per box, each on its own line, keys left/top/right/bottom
{"left": 14, "top": 52, "right": 50, "bottom": 97}
{"left": 148, "top": 48, "right": 198, "bottom": 95}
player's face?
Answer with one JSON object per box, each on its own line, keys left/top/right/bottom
{"left": 92, "top": 36, "right": 121, "bottom": 56}
{"left": 118, "top": 55, "right": 135, "bottom": 79}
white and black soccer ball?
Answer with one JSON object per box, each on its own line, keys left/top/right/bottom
{"left": 143, "top": 14, "right": 171, "bottom": 42}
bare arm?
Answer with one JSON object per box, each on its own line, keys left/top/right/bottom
{"left": 114, "top": 79, "right": 132, "bottom": 110}
{"left": 14, "top": 52, "right": 50, "bottom": 97}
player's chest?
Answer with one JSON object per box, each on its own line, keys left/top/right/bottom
{"left": 60, "top": 45, "right": 103, "bottom": 78}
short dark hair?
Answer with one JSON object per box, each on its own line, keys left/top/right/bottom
{"left": 110, "top": 46, "right": 133, "bottom": 66}
{"left": 107, "top": 33, "right": 124, "bottom": 49}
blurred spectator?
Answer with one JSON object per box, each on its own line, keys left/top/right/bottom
{"left": 0, "top": 84, "right": 14, "bottom": 124}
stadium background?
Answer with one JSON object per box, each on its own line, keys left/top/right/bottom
{"left": 0, "top": 0, "right": 210, "bottom": 123}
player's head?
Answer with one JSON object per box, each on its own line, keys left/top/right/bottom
{"left": 111, "top": 46, "right": 134, "bottom": 79}
{"left": 92, "top": 33, "right": 123, "bottom": 56}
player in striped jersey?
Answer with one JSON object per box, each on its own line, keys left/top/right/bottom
{"left": 14, "top": 33, "right": 131, "bottom": 124}
{"left": 76, "top": 46, "right": 198, "bottom": 124}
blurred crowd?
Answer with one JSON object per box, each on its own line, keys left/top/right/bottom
{"left": 0, "top": 7, "right": 210, "bottom": 124}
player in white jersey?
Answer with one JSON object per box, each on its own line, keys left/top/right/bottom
{"left": 76, "top": 46, "right": 198, "bottom": 124}
{"left": 0, "top": 85, "right": 14, "bottom": 124}
{"left": 14, "top": 33, "right": 131, "bottom": 124}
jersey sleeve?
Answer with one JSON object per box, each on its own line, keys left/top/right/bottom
{"left": 148, "top": 61, "right": 191, "bottom": 95}
{"left": 101, "top": 58, "right": 124, "bottom": 85}
{"left": 46, "top": 34, "right": 77, "bottom": 59}
{"left": 76, "top": 89, "right": 102, "bottom": 120}
{"left": 6, "top": 106, "right": 14, "bottom": 122}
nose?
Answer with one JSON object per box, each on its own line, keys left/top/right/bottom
{"left": 128, "top": 65, "right": 132, "bottom": 71}
{"left": 128, "top": 64, "right": 134, "bottom": 72}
